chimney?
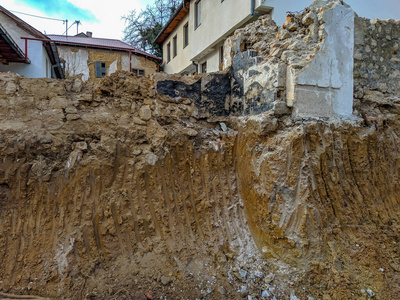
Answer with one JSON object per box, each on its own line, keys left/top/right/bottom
{"left": 86, "top": 31, "right": 92, "bottom": 38}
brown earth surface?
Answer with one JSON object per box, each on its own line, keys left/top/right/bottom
{"left": 0, "top": 70, "right": 399, "bottom": 300}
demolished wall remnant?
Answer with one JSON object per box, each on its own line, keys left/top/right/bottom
{"left": 156, "top": 1, "right": 357, "bottom": 119}
{"left": 224, "top": 0, "right": 355, "bottom": 119}
{"left": 287, "top": 2, "right": 354, "bottom": 117}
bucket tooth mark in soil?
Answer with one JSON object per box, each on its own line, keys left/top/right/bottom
{"left": 111, "top": 202, "right": 127, "bottom": 256}
{"left": 135, "top": 172, "right": 151, "bottom": 241}
{"left": 144, "top": 166, "right": 161, "bottom": 237}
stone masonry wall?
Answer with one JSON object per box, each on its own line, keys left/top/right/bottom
{"left": 354, "top": 17, "right": 400, "bottom": 100}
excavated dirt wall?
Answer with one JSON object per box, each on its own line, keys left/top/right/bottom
{"left": 0, "top": 67, "right": 399, "bottom": 299}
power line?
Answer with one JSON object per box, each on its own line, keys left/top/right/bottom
{"left": 62, "top": 20, "right": 80, "bottom": 35}
{"left": 9, "top": 10, "right": 65, "bottom": 22}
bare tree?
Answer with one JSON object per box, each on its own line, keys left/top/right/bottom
{"left": 122, "top": 0, "right": 180, "bottom": 57}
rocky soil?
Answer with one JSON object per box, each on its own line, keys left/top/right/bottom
{"left": 0, "top": 68, "right": 399, "bottom": 300}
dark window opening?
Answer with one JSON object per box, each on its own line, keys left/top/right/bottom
{"left": 201, "top": 61, "right": 207, "bottom": 73}
{"left": 173, "top": 35, "right": 177, "bottom": 57}
{"left": 95, "top": 62, "right": 106, "bottom": 78}
{"left": 195, "top": 0, "right": 201, "bottom": 28}
{"left": 183, "top": 23, "right": 189, "bottom": 48}
{"left": 132, "top": 69, "right": 145, "bottom": 76}
{"left": 167, "top": 42, "right": 171, "bottom": 62}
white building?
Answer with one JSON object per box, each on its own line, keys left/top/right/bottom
{"left": 0, "top": 6, "right": 64, "bottom": 79}
{"left": 155, "top": 0, "right": 312, "bottom": 74}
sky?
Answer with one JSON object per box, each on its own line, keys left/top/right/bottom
{"left": 2, "top": 0, "right": 153, "bottom": 40}
{"left": 1, "top": 0, "right": 400, "bottom": 42}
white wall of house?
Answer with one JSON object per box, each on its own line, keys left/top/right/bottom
{"left": 58, "top": 47, "right": 90, "bottom": 80}
{"left": 198, "top": 40, "right": 224, "bottom": 74}
{"left": 0, "top": 39, "right": 52, "bottom": 78}
{"left": 189, "top": 0, "right": 254, "bottom": 62}
{"left": 162, "top": 13, "right": 191, "bottom": 74}
{"left": 161, "top": 0, "right": 314, "bottom": 74}
{"left": 0, "top": 13, "right": 52, "bottom": 78}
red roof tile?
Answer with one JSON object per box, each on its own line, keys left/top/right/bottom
{"left": 47, "top": 34, "right": 161, "bottom": 61}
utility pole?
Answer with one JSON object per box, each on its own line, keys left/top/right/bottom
{"left": 76, "top": 20, "right": 81, "bottom": 35}
{"left": 64, "top": 19, "right": 68, "bottom": 36}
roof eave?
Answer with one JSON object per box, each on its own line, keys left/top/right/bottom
{"left": 52, "top": 40, "right": 161, "bottom": 62}
{"left": 154, "top": 1, "right": 189, "bottom": 45}
{"left": 0, "top": 23, "right": 30, "bottom": 64}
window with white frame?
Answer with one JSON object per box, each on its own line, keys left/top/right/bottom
{"left": 132, "top": 69, "right": 145, "bottom": 75}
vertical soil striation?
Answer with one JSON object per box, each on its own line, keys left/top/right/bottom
{"left": 0, "top": 72, "right": 399, "bottom": 299}
{"left": 235, "top": 119, "right": 400, "bottom": 299}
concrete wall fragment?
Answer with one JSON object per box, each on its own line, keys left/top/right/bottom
{"left": 287, "top": 2, "right": 354, "bottom": 118}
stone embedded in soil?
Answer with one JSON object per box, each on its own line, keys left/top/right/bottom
{"left": 139, "top": 105, "right": 152, "bottom": 121}
{"left": 239, "top": 269, "right": 248, "bottom": 278}
{"left": 160, "top": 276, "right": 172, "bottom": 286}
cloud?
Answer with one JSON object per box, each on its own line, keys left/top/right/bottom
{"left": 16, "top": 0, "right": 98, "bottom": 22}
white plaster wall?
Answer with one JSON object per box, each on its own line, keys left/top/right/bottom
{"left": 58, "top": 46, "right": 90, "bottom": 81}
{"left": 121, "top": 54, "right": 130, "bottom": 71}
{"left": 0, "top": 12, "right": 51, "bottom": 78}
{"left": 109, "top": 59, "right": 118, "bottom": 74}
{"left": 189, "top": 0, "right": 253, "bottom": 61}
{"left": 198, "top": 42, "right": 223, "bottom": 74}
{"left": 292, "top": 3, "right": 354, "bottom": 118}
{"left": 163, "top": 13, "right": 191, "bottom": 74}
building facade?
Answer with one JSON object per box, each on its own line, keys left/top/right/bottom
{"left": 156, "top": 0, "right": 312, "bottom": 74}
{"left": 48, "top": 34, "right": 161, "bottom": 81}
{"left": 0, "top": 6, "right": 64, "bottom": 79}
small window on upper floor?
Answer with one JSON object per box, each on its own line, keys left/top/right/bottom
{"left": 132, "top": 69, "right": 145, "bottom": 76}
{"left": 220, "top": 45, "right": 224, "bottom": 69}
{"left": 201, "top": 61, "right": 207, "bottom": 73}
{"left": 183, "top": 23, "right": 189, "bottom": 48}
{"left": 173, "top": 35, "right": 177, "bottom": 57}
{"left": 195, "top": 0, "right": 201, "bottom": 29}
{"left": 95, "top": 62, "right": 106, "bottom": 78}
{"left": 167, "top": 42, "right": 171, "bottom": 62}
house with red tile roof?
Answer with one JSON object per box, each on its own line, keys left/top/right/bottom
{"left": 48, "top": 33, "right": 161, "bottom": 81}
{"left": 0, "top": 5, "right": 64, "bottom": 79}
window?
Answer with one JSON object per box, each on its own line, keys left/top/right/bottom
{"left": 201, "top": 61, "right": 207, "bottom": 73}
{"left": 95, "top": 62, "right": 106, "bottom": 78}
{"left": 183, "top": 23, "right": 189, "bottom": 48}
{"left": 195, "top": 0, "right": 201, "bottom": 28}
{"left": 167, "top": 42, "right": 171, "bottom": 62}
{"left": 173, "top": 35, "right": 177, "bottom": 57}
{"left": 132, "top": 69, "right": 145, "bottom": 76}
{"left": 220, "top": 45, "right": 224, "bottom": 65}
